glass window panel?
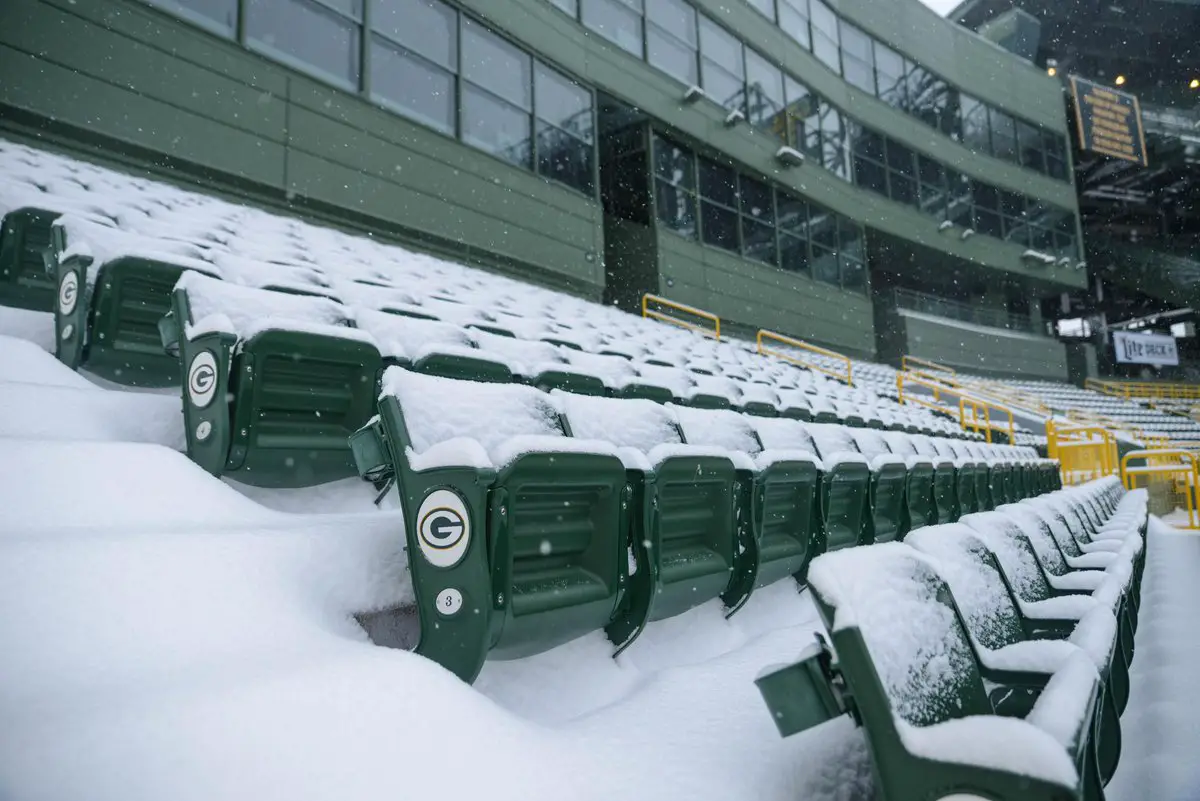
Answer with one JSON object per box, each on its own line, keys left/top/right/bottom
{"left": 648, "top": 29, "right": 698, "bottom": 85}
{"left": 778, "top": 0, "right": 810, "bottom": 49}
{"left": 653, "top": 136, "right": 695, "bottom": 187}
{"left": 917, "top": 155, "right": 946, "bottom": 217}
{"left": 1016, "top": 120, "right": 1044, "bottom": 172}
{"left": 647, "top": 0, "right": 696, "bottom": 42}
{"left": 373, "top": 0, "right": 455, "bottom": 68}
{"left": 959, "top": 94, "right": 990, "bottom": 154}
{"left": 809, "top": 0, "right": 840, "bottom": 72}
{"left": 852, "top": 128, "right": 885, "bottom": 162}
{"left": 581, "top": 0, "right": 643, "bottom": 57}
{"left": 746, "top": 0, "right": 776, "bottom": 19}
{"left": 699, "top": 17, "right": 743, "bottom": 74}
{"left": 462, "top": 21, "right": 532, "bottom": 109}
{"left": 812, "top": 246, "right": 840, "bottom": 285}
{"left": 888, "top": 171, "right": 917, "bottom": 206}
{"left": 702, "top": 64, "right": 745, "bottom": 112}
{"left": 840, "top": 257, "right": 866, "bottom": 292}
{"left": 461, "top": 84, "right": 532, "bottom": 168}
{"left": 371, "top": 36, "right": 455, "bottom": 134}
{"left": 873, "top": 42, "right": 905, "bottom": 107}
{"left": 537, "top": 123, "right": 594, "bottom": 194}
{"left": 972, "top": 182, "right": 999, "bottom": 213}
{"left": 247, "top": 0, "right": 361, "bottom": 86}
{"left": 742, "top": 218, "right": 777, "bottom": 265}
{"left": 939, "top": 88, "right": 961, "bottom": 139}
{"left": 784, "top": 76, "right": 818, "bottom": 153}
{"left": 819, "top": 104, "right": 848, "bottom": 179}
{"left": 885, "top": 138, "right": 914, "bottom": 178}
{"left": 945, "top": 170, "right": 972, "bottom": 227}
{"left": 535, "top": 64, "right": 593, "bottom": 141}
{"left": 655, "top": 180, "right": 697, "bottom": 237}
{"left": 779, "top": 233, "right": 810, "bottom": 273}
{"left": 843, "top": 56, "right": 874, "bottom": 94}
{"left": 701, "top": 201, "right": 739, "bottom": 251}
{"left": 698, "top": 158, "right": 738, "bottom": 207}
{"left": 839, "top": 220, "right": 864, "bottom": 261}
{"left": 853, "top": 156, "right": 888, "bottom": 195}
{"left": 549, "top": 0, "right": 578, "bottom": 15}
{"left": 988, "top": 108, "right": 1017, "bottom": 161}
{"left": 745, "top": 50, "right": 785, "bottom": 131}
{"left": 740, "top": 177, "right": 774, "bottom": 223}
{"left": 776, "top": 192, "right": 809, "bottom": 238}
{"left": 150, "top": 0, "right": 237, "bottom": 35}
{"left": 839, "top": 22, "right": 872, "bottom": 63}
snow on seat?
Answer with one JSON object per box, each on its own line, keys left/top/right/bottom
{"left": 905, "top": 522, "right": 1123, "bottom": 782}
{"left": 46, "top": 213, "right": 222, "bottom": 387}
{"left": 672, "top": 405, "right": 820, "bottom": 597}
{"left": 555, "top": 392, "right": 751, "bottom": 642}
{"left": 353, "top": 311, "right": 512, "bottom": 383}
{"left": 347, "top": 368, "right": 631, "bottom": 683}
{"left": 757, "top": 542, "right": 1102, "bottom": 801}
{"left": 162, "top": 271, "right": 382, "bottom": 488}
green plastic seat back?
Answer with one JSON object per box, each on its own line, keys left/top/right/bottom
{"left": 822, "top": 463, "right": 870, "bottom": 551}
{"left": 534, "top": 369, "right": 607, "bottom": 397}
{"left": 84, "top": 257, "right": 196, "bottom": 386}
{"left": 686, "top": 393, "right": 732, "bottom": 410}
{"left": 412, "top": 350, "right": 513, "bottom": 384}
{"left": 960, "top": 512, "right": 1057, "bottom": 604}
{"left": 754, "top": 460, "right": 819, "bottom": 585}
{"left": 905, "top": 525, "right": 1027, "bottom": 651}
{"left": 868, "top": 464, "right": 908, "bottom": 544}
{"left": 618, "top": 383, "right": 676, "bottom": 404}
{"left": 0, "top": 208, "right": 59, "bottom": 310}
{"left": 227, "top": 329, "right": 382, "bottom": 486}
{"left": 808, "top": 545, "right": 992, "bottom": 727}
{"left": 649, "top": 455, "right": 738, "bottom": 620}
{"left": 956, "top": 465, "right": 979, "bottom": 515}
{"left": 487, "top": 452, "right": 627, "bottom": 658}
{"left": 931, "top": 466, "right": 957, "bottom": 524}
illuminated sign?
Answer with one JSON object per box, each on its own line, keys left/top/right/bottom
{"left": 1113, "top": 330, "right": 1178, "bottom": 366}
{"left": 1069, "top": 76, "right": 1148, "bottom": 166}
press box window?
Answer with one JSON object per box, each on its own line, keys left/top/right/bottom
{"left": 535, "top": 64, "right": 596, "bottom": 195}
{"left": 370, "top": 0, "right": 457, "bottom": 135}
{"left": 581, "top": 0, "right": 644, "bottom": 57}
{"left": 646, "top": 0, "right": 698, "bottom": 86}
{"left": 461, "top": 20, "right": 533, "bottom": 169}
{"left": 653, "top": 135, "right": 698, "bottom": 238}
{"left": 246, "top": 0, "right": 363, "bottom": 89}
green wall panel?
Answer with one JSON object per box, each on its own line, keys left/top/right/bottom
{"left": 901, "top": 310, "right": 1069, "bottom": 380}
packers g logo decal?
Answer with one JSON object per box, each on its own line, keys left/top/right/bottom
{"left": 416, "top": 489, "right": 470, "bottom": 568}
{"left": 58, "top": 271, "right": 78, "bottom": 315}
{"left": 187, "top": 351, "right": 218, "bottom": 409}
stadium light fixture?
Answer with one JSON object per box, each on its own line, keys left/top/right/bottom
{"left": 1115, "top": 75, "right": 1126, "bottom": 86}
{"left": 1191, "top": 78, "right": 1199, "bottom": 90}
{"left": 1047, "top": 67, "right": 1057, "bottom": 76}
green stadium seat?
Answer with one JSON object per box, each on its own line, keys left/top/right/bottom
{"left": 47, "top": 215, "right": 218, "bottom": 386}
{"left": 812, "top": 425, "right": 905, "bottom": 544}
{"left": 160, "top": 270, "right": 382, "bottom": 487}
{"left": 879, "top": 430, "right": 938, "bottom": 534}
{"left": 751, "top": 418, "right": 870, "bottom": 557}
{"left": 0, "top": 206, "right": 68, "bottom": 310}
{"left": 672, "top": 406, "right": 820, "bottom": 603}
{"left": 557, "top": 393, "right": 745, "bottom": 647}
{"left": 350, "top": 369, "right": 629, "bottom": 684}
{"left": 906, "top": 523, "right": 1123, "bottom": 785}
{"left": 758, "top": 543, "right": 1104, "bottom": 801}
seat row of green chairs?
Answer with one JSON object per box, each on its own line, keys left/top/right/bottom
{"left": 347, "top": 365, "right": 1060, "bottom": 683}
{"left": 8, "top": 209, "right": 994, "bottom": 488}
{"left": 756, "top": 476, "right": 1146, "bottom": 801}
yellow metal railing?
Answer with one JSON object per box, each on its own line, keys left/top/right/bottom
{"left": 1085, "top": 378, "right": 1200, "bottom": 401}
{"left": 1046, "top": 421, "right": 1118, "bottom": 486}
{"left": 958, "top": 397, "right": 1016, "bottom": 444}
{"left": 641, "top": 293, "right": 720, "bottom": 340}
{"left": 901, "top": 355, "right": 956, "bottom": 376}
{"left": 1121, "top": 449, "right": 1200, "bottom": 529}
{"left": 895, "top": 371, "right": 955, "bottom": 414}
{"left": 757, "top": 330, "right": 853, "bottom": 385}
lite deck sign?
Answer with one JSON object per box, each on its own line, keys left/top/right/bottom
{"left": 1113, "top": 330, "right": 1178, "bottom": 366}
{"left": 1069, "top": 76, "right": 1148, "bottom": 166}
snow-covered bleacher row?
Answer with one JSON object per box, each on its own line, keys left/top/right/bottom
{"left": 1007, "top": 379, "right": 1200, "bottom": 443}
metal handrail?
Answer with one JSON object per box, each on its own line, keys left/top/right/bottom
{"left": 641, "top": 293, "right": 720, "bottom": 340}
{"left": 901, "top": 355, "right": 956, "bottom": 376}
{"left": 757, "top": 329, "right": 853, "bottom": 385}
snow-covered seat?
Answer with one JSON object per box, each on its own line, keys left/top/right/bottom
{"left": 162, "top": 270, "right": 382, "bottom": 487}
{"left": 348, "top": 368, "right": 630, "bottom": 685}
{"left": 757, "top": 542, "right": 1103, "bottom": 801}
{"left": 905, "top": 523, "right": 1123, "bottom": 783}
{"left": 47, "top": 213, "right": 222, "bottom": 387}
{"left": 672, "top": 405, "right": 820, "bottom": 599}
{"left": 556, "top": 392, "right": 748, "bottom": 644}
{"left": 751, "top": 418, "right": 870, "bottom": 556}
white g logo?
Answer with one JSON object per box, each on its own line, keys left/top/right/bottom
{"left": 58, "top": 271, "right": 78, "bottom": 315}
{"left": 416, "top": 489, "right": 471, "bottom": 568}
{"left": 187, "top": 351, "right": 218, "bottom": 409}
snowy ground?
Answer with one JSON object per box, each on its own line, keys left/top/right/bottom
{"left": 0, "top": 310, "right": 1195, "bottom": 801}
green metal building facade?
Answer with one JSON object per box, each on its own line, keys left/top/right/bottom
{"left": 0, "top": 0, "right": 1088, "bottom": 376}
